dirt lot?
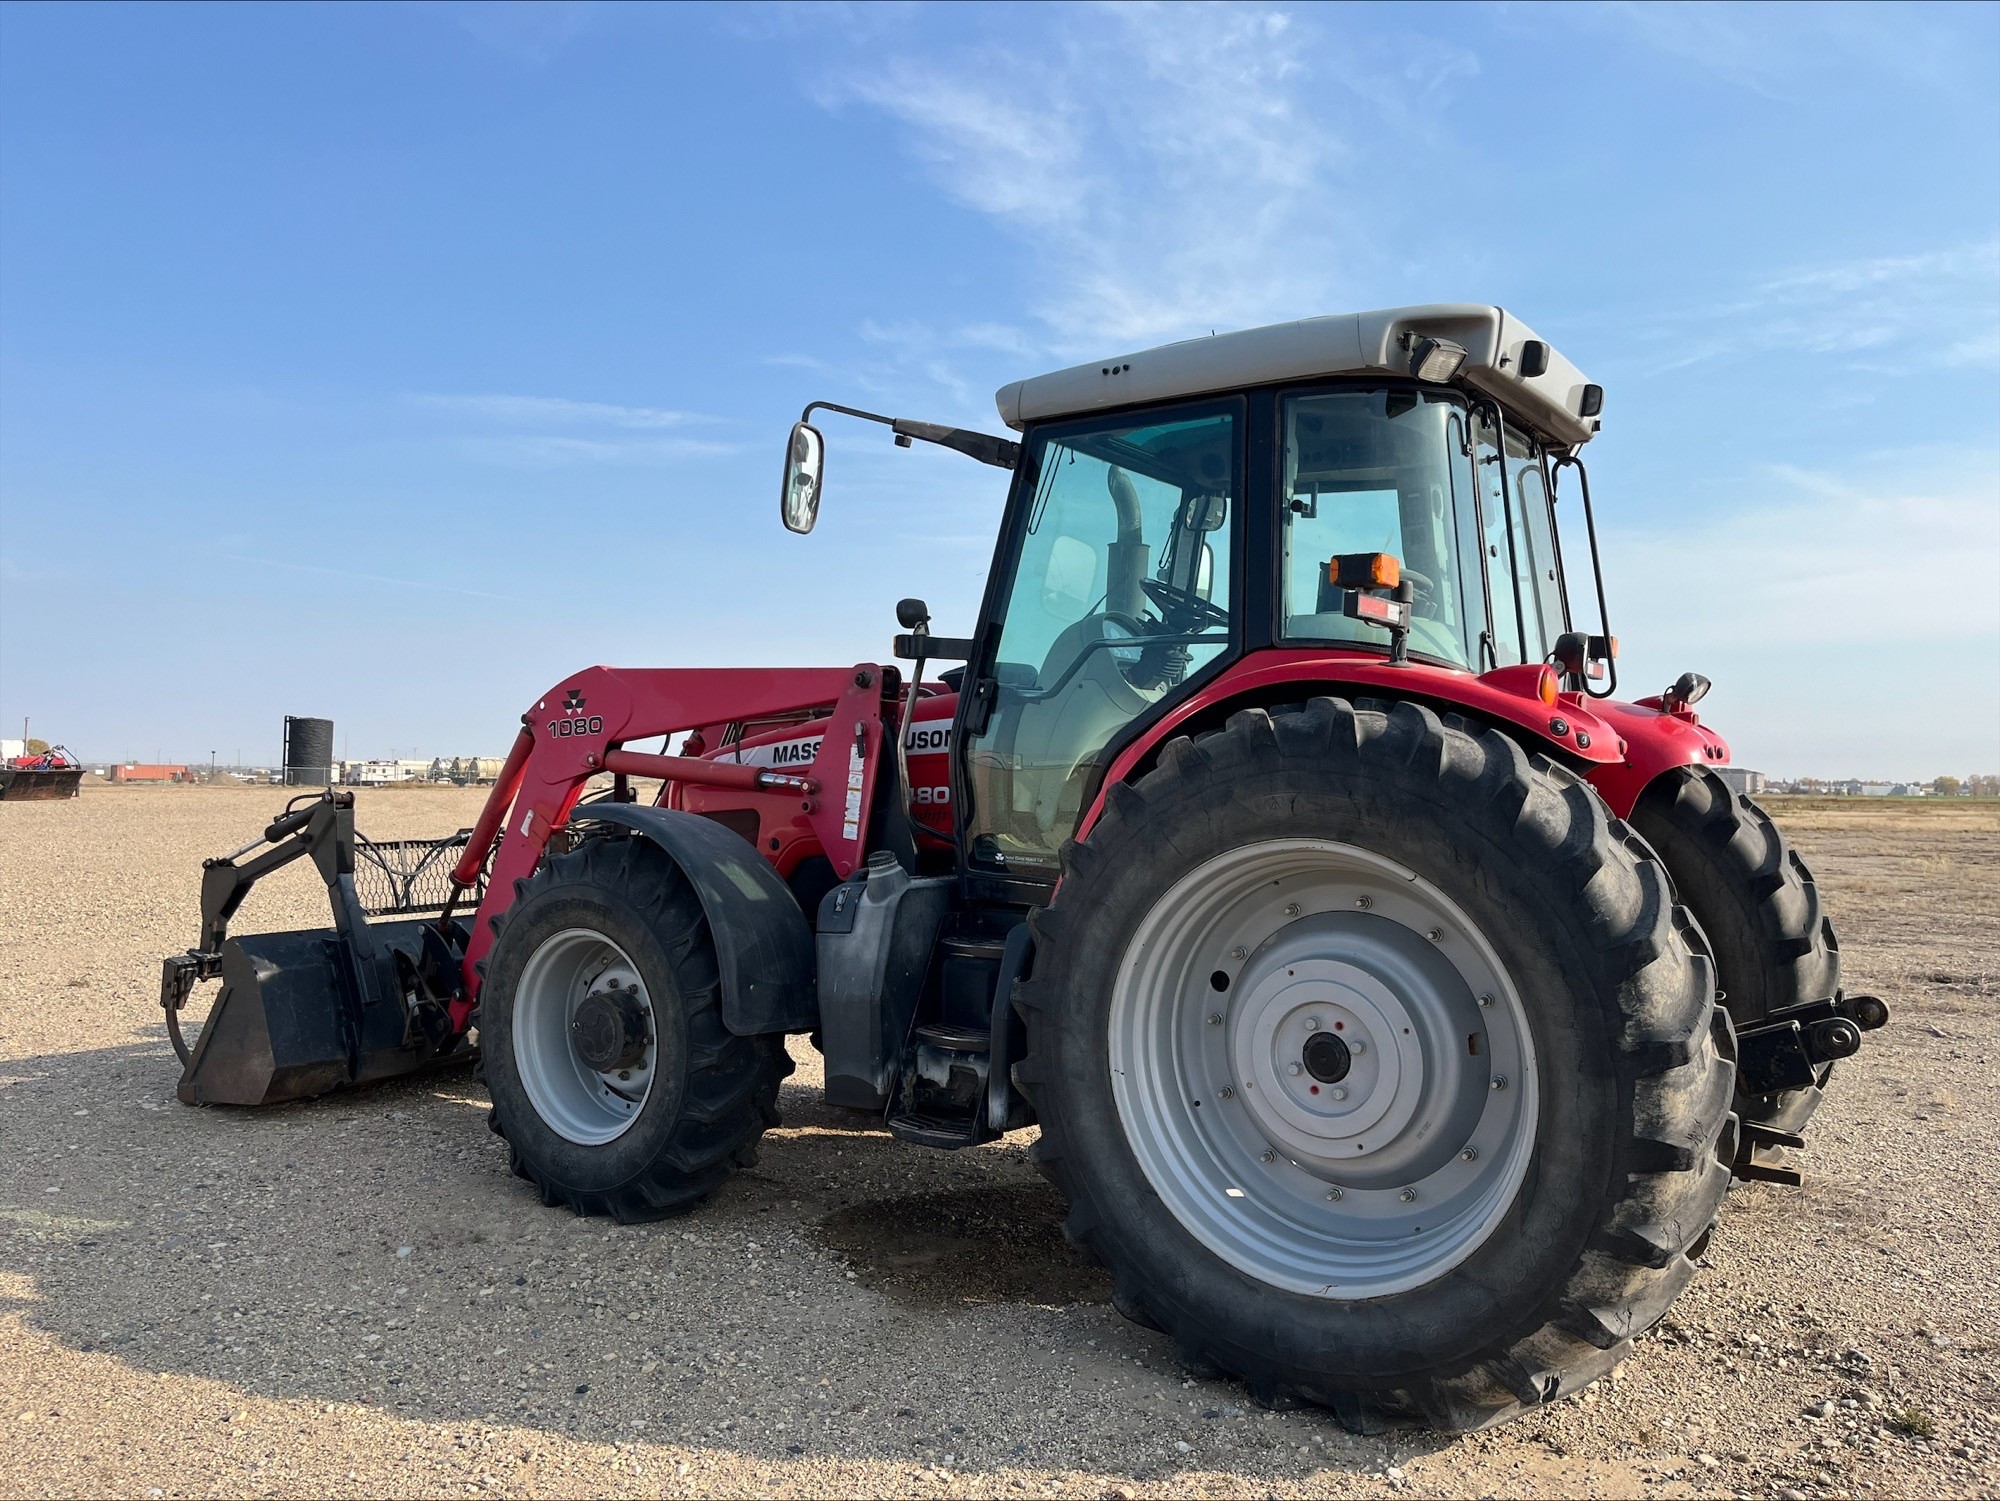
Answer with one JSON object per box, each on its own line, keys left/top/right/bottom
{"left": 1, "top": 785, "right": 1995, "bottom": 1499}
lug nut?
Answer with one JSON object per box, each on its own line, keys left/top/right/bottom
{"left": 1426, "top": 927, "right": 1443, "bottom": 942}
{"left": 1284, "top": 902, "right": 1301, "bottom": 918}
{"left": 1286, "top": 1062, "right": 1303, "bottom": 1077}
{"left": 1349, "top": 1039, "right": 1367, "bottom": 1056}
{"left": 1491, "top": 1074, "right": 1507, "bottom": 1090}
{"left": 1477, "top": 993, "right": 1494, "bottom": 1008}
{"left": 1208, "top": 1012, "right": 1224, "bottom": 1027}
{"left": 1461, "top": 1146, "right": 1478, "bottom": 1162}
{"left": 1218, "top": 1087, "right": 1235, "bottom": 1100}
{"left": 1259, "top": 1148, "right": 1277, "bottom": 1164}
{"left": 1329, "top": 1086, "right": 1348, "bottom": 1101}
{"left": 1326, "top": 1187, "right": 1343, "bottom": 1202}
{"left": 1399, "top": 1188, "right": 1417, "bottom": 1203}
{"left": 1304, "top": 1016, "right": 1321, "bottom": 1032}
{"left": 1355, "top": 896, "right": 1373, "bottom": 910}
{"left": 1229, "top": 946, "right": 1247, "bottom": 961}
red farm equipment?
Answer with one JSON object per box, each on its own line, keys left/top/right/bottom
{"left": 0, "top": 744, "right": 83, "bottom": 800}
{"left": 162, "top": 306, "right": 1886, "bottom": 1431}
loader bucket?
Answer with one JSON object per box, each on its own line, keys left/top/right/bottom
{"left": 164, "top": 791, "right": 482, "bottom": 1107}
{"left": 176, "top": 919, "right": 468, "bottom": 1106}
{"left": 0, "top": 764, "right": 83, "bottom": 800}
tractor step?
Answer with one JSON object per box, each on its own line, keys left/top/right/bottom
{"left": 889, "top": 1017, "right": 995, "bottom": 1150}
{"left": 887, "top": 1108, "right": 987, "bottom": 1150}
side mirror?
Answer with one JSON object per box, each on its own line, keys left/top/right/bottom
{"left": 780, "top": 422, "right": 824, "bottom": 534}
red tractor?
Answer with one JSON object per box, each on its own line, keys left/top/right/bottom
{"left": 164, "top": 305, "right": 1885, "bottom": 1431}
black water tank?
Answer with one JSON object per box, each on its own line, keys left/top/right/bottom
{"left": 282, "top": 716, "right": 334, "bottom": 786}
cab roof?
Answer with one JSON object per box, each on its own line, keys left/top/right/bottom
{"left": 995, "top": 304, "right": 1601, "bottom": 448}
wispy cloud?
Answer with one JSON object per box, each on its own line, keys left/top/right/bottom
{"left": 1640, "top": 238, "right": 2000, "bottom": 377}
{"left": 410, "top": 393, "right": 739, "bottom": 465}
{"left": 822, "top": 4, "right": 1479, "bottom": 355}
{"left": 452, "top": 1, "right": 595, "bottom": 66}
{"left": 1604, "top": 452, "right": 2000, "bottom": 775}
{"left": 446, "top": 434, "right": 737, "bottom": 466}
{"left": 1568, "top": 1, "right": 1991, "bottom": 103}
{"left": 1606, "top": 451, "right": 2000, "bottom": 649}
{"left": 411, "top": 394, "right": 721, "bottom": 430}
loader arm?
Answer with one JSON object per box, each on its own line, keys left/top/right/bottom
{"left": 449, "top": 664, "right": 897, "bottom": 1028}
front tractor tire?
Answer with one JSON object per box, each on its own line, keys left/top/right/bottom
{"left": 480, "top": 835, "right": 790, "bottom": 1222}
{"left": 1629, "top": 767, "right": 1841, "bottom": 1137}
{"left": 1015, "top": 700, "right": 1736, "bottom": 1432}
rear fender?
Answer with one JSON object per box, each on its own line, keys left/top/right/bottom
{"left": 1078, "top": 650, "right": 1622, "bottom": 840}
{"left": 568, "top": 804, "right": 817, "bottom": 1036}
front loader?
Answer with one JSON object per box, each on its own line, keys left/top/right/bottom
{"left": 164, "top": 305, "right": 1887, "bottom": 1431}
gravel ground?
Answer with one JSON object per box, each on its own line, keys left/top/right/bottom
{"left": 1, "top": 784, "right": 1995, "bottom": 1499}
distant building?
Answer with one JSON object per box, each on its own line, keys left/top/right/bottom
{"left": 1714, "top": 767, "right": 1766, "bottom": 796}
{"left": 1858, "top": 781, "right": 1896, "bottom": 797}
{"left": 0, "top": 739, "right": 21, "bottom": 760}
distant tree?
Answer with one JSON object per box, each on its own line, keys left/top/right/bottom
{"left": 1970, "top": 774, "right": 2000, "bottom": 798}
{"left": 1932, "top": 775, "right": 1962, "bottom": 797}
{"left": 23, "top": 737, "right": 48, "bottom": 755}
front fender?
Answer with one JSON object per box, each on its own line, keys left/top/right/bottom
{"left": 1583, "top": 701, "right": 1731, "bottom": 817}
{"left": 568, "top": 804, "right": 816, "bottom": 1036}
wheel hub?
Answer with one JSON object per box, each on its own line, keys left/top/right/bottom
{"left": 1301, "top": 1029, "right": 1351, "bottom": 1083}
{"left": 571, "top": 986, "right": 650, "bottom": 1072}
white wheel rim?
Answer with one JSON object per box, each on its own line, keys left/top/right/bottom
{"left": 512, "top": 928, "right": 658, "bottom": 1145}
{"left": 1108, "top": 839, "right": 1539, "bottom": 1298}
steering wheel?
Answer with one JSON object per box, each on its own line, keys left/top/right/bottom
{"left": 1400, "top": 567, "right": 1438, "bottom": 607}
{"left": 1140, "top": 576, "right": 1229, "bottom": 631}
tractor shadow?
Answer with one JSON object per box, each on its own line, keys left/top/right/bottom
{"left": 0, "top": 1037, "right": 1450, "bottom": 1485}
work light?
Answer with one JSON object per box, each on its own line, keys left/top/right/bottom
{"left": 1409, "top": 336, "right": 1469, "bottom": 383}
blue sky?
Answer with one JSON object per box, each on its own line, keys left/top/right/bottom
{"left": 1, "top": 0, "right": 1995, "bottom": 777}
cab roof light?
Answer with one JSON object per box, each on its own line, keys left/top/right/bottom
{"left": 1329, "top": 552, "right": 1401, "bottom": 591}
{"left": 1409, "top": 336, "right": 1469, "bottom": 384}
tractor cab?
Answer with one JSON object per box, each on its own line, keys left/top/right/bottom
{"left": 786, "top": 305, "right": 1617, "bottom": 885}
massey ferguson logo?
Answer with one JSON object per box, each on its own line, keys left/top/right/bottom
{"left": 905, "top": 723, "right": 952, "bottom": 754}
{"left": 731, "top": 734, "right": 822, "bottom": 769}
{"left": 563, "top": 689, "right": 586, "bottom": 713}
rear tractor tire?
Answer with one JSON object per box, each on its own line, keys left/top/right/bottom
{"left": 479, "top": 835, "right": 790, "bottom": 1222}
{"left": 1015, "top": 699, "right": 1736, "bottom": 1431}
{"left": 1629, "top": 767, "right": 1840, "bottom": 1138}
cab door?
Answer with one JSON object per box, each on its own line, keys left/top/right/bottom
{"left": 956, "top": 402, "right": 1241, "bottom": 881}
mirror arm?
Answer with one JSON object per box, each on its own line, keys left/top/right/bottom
{"left": 801, "top": 401, "right": 1019, "bottom": 470}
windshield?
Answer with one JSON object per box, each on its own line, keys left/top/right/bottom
{"left": 1280, "top": 389, "right": 1482, "bottom": 668}
{"left": 964, "top": 404, "right": 1237, "bottom": 874}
